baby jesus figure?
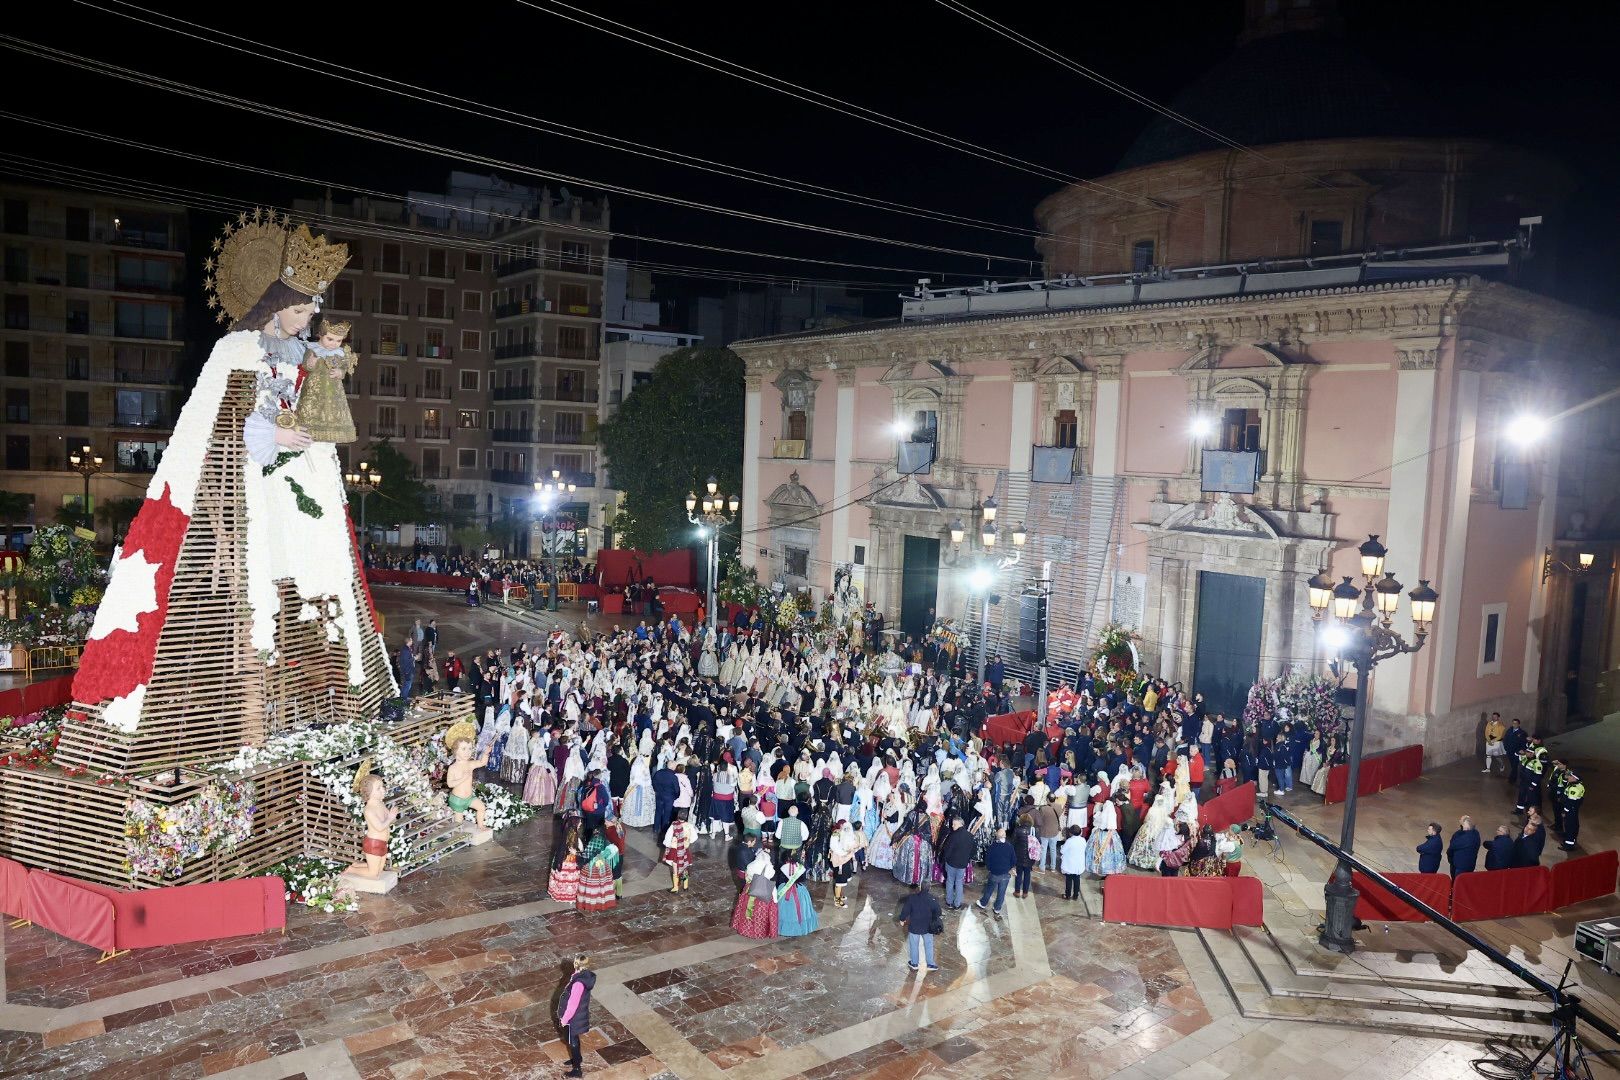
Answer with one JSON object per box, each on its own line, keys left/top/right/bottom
{"left": 294, "top": 317, "right": 357, "bottom": 443}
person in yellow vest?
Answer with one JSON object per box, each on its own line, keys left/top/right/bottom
{"left": 1560, "top": 777, "right": 1586, "bottom": 850}
{"left": 1483, "top": 715, "right": 1506, "bottom": 774}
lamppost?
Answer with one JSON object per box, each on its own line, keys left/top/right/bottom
{"left": 1305, "top": 534, "right": 1439, "bottom": 955}
{"left": 947, "top": 496, "right": 1027, "bottom": 686}
{"left": 686, "top": 475, "right": 739, "bottom": 635}
{"left": 534, "top": 469, "right": 577, "bottom": 612}
{"left": 67, "top": 443, "right": 103, "bottom": 532}
{"left": 344, "top": 461, "right": 381, "bottom": 532}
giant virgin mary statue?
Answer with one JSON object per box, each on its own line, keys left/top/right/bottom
{"left": 56, "top": 213, "right": 396, "bottom": 775}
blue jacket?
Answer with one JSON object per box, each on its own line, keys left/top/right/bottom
{"left": 397, "top": 643, "right": 415, "bottom": 677}
{"left": 985, "top": 840, "right": 1015, "bottom": 876}
{"left": 1447, "top": 827, "right": 1481, "bottom": 875}
{"left": 1416, "top": 834, "right": 1442, "bottom": 874}
{"left": 1485, "top": 835, "right": 1514, "bottom": 870}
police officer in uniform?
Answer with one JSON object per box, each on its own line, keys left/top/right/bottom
{"left": 1560, "top": 776, "right": 1586, "bottom": 850}
{"left": 1515, "top": 742, "right": 1547, "bottom": 814}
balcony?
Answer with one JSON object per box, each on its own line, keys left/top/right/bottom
{"left": 492, "top": 428, "right": 532, "bottom": 443}
{"left": 368, "top": 422, "right": 405, "bottom": 439}
{"left": 369, "top": 341, "right": 408, "bottom": 357}
{"left": 414, "top": 425, "right": 449, "bottom": 441}
{"left": 556, "top": 302, "right": 602, "bottom": 318}
{"left": 110, "top": 228, "right": 177, "bottom": 252}
{"left": 539, "top": 385, "right": 599, "bottom": 404}
{"left": 494, "top": 298, "right": 548, "bottom": 318}
{"left": 112, "top": 414, "right": 172, "bottom": 430}
{"left": 417, "top": 303, "right": 455, "bottom": 320}
{"left": 419, "top": 466, "right": 451, "bottom": 480}
{"left": 489, "top": 468, "right": 530, "bottom": 485}
{"left": 412, "top": 384, "right": 451, "bottom": 401}
{"left": 415, "top": 344, "right": 454, "bottom": 360}
{"left": 493, "top": 256, "right": 539, "bottom": 278}
{"left": 114, "top": 369, "right": 178, "bottom": 385}
{"left": 551, "top": 344, "right": 599, "bottom": 362}
{"left": 420, "top": 263, "right": 455, "bottom": 283}
{"left": 113, "top": 459, "right": 159, "bottom": 474}
{"left": 113, "top": 276, "right": 181, "bottom": 295}
{"left": 493, "top": 342, "right": 540, "bottom": 360}
{"left": 565, "top": 471, "right": 597, "bottom": 488}
{"left": 540, "top": 429, "right": 595, "bottom": 446}
{"left": 371, "top": 299, "right": 405, "bottom": 316}
{"left": 371, "top": 259, "right": 411, "bottom": 276}
{"left": 368, "top": 381, "right": 406, "bottom": 399}
{"left": 493, "top": 384, "right": 536, "bottom": 401}
{"left": 545, "top": 253, "right": 605, "bottom": 276}
{"left": 773, "top": 438, "right": 807, "bottom": 459}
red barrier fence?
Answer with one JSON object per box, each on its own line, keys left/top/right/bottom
{"left": 1551, "top": 850, "right": 1619, "bottom": 911}
{"left": 1451, "top": 865, "right": 1551, "bottom": 922}
{"left": 1323, "top": 744, "right": 1424, "bottom": 805}
{"left": 1102, "top": 874, "right": 1265, "bottom": 930}
{"left": 595, "top": 549, "right": 695, "bottom": 589}
{"left": 1201, "top": 782, "right": 1257, "bottom": 834}
{"left": 1352, "top": 871, "right": 1453, "bottom": 922}
{"left": 364, "top": 569, "right": 473, "bottom": 592}
{"left": 0, "top": 674, "right": 77, "bottom": 720}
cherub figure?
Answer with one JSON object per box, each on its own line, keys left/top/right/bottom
{"left": 294, "top": 317, "right": 357, "bottom": 443}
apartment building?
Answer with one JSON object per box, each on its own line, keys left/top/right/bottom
{"left": 0, "top": 184, "right": 188, "bottom": 541}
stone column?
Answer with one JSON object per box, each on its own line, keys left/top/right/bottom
{"left": 1374, "top": 345, "right": 1439, "bottom": 716}
{"left": 830, "top": 368, "right": 857, "bottom": 572}
{"left": 1431, "top": 368, "right": 1481, "bottom": 718}
{"left": 1090, "top": 358, "right": 1123, "bottom": 478}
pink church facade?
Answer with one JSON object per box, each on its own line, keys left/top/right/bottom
{"left": 733, "top": 276, "right": 1618, "bottom": 766}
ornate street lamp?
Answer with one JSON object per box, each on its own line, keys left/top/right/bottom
{"left": 67, "top": 444, "right": 103, "bottom": 531}
{"left": 946, "top": 496, "right": 1027, "bottom": 686}
{"left": 1305, "top": 533, "right": 1438, "bottom": 955}
{"left": 343, "top": 461, "right": 381, "bottom": 532}
{"left": 534, "top": 468, "right": 578, "bottom": 611}
{"left": 685, "top": 474, "right": 739, "bottom": 634}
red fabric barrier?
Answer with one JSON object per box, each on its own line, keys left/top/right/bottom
{"left": 1451, "top": 865, "right": 1551, "bottom": 921}
{"left": 1201, "top": 782, "right": 1256, "bottom": 833}
{"left": 25, "top": 872, "right": 116, "bottom": 952}
{"left": 643, "top": 550, "right": 695, "bottom": 588}
{"left": 575, "top": 584, "right": 602, "bottom": 600}
{"left": 1322, "top": 744, "right": 1425, "bottom": 804}
{"left": 1102, "top": 874, "right": 1262, "bottom": 929}
{"left": 600, "top": 594, "right": 624, "bottom": 615}
{"left": 981, "top": 710, "right": 1037, "bottom": 747}
{"left": 1229, "top": 875, "right": 1264, "bottom": 927}
{"left": 0, "top": 856, "right": 31, "bottom": 920}
{"left": 1351, "top": 871, "right": 1452, "bottom": 922}
{"left": 364, "top": 570, "right": 473, "bottom": 592}
{"left": 1550, "top": 850, "right": 1619, "bottom": 911}
{"left": 21, "top": 871, "right": 287, "bottom": 953}
{"left": 0, "top": 675, "right": 76, "bottom": 719}
{"left": 657, "top": 589, "right": 700, "bottom": 615}
{"left": 595, "top": 549, "right": 643, "bottom": 587}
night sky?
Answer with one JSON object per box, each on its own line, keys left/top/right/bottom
{"left": 6, "top": 1, "right": 1620, "bottom": 325}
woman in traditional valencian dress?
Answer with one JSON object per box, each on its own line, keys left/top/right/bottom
{"left": 1128, "top": 788, "right": 1174, "bottom": 871}
{"left": 575, "top": 831, "right": 619, "bottom": 912}
{"left": 732, "top": 848, "right": 779, "bottom": 939}
{"left": 621, "top": 753, "right": 656, "bottom": 828}
{"left": 890, "top": 803, "right": 936, "bottom": 886}
{"left": 774, "top": 855, "right": 820, "bottom": 937}
{"left": 548, "top": 831, "right": 581, "bottom": 905}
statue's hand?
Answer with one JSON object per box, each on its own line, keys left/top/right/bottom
{"left": 274, "top": 425, "right": 313, "bottom": 450}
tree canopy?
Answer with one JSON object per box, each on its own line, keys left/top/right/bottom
{"left": 357, "top": 441, "right": 434, "bottom": 528}
{"left": 598, "top": 347, "right": 744, "bottom": 552}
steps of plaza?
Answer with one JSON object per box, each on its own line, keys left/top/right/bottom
{"left": 1196, "top": 901, "right": 1563, "bottom": 1043}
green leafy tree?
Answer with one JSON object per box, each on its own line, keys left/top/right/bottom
{"left": 0, "top": 490, "right": 35, "bottom": 549}
{"left": 96, "top": 496, "right": 143, "bottom": 542}
{"left": 598, "top": 347, "right": 744, "bottom": 552}
{"left": 358, "top": 441, "right": 434, "bottom": 528}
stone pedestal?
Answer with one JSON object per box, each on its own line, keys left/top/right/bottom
{"left": 338, "top": 869, "right": 398, "bottom": 895}
{"left": 465, "top": 826, "right": 495, "bottom": 846}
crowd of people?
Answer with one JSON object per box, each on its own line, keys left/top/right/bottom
{"left": 1415, "top": 712, "right": 1588, "bottom": 874}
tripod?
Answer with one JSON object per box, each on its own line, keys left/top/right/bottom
{"left": 1474, "top": 960, "right": 1597, "bottom": 1080}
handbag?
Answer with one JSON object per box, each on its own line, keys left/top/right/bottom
{"left": 582, "top": 787, "right": 600, "bottom": 813}
{"left": 928, "top": 908, "right": 945, "bottom": 936}
{"left": 748, "top": 873, "right": 775, "bottom": 900}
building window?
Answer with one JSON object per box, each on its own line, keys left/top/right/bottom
{"left": 377, "top": 405, "right": 398, "bottom": 433}
{"left": 458, "top": 409, "right": 480, "bottom": 429}
{"left": 379, "top": 282, "right": 402, "bottom": 316}
{"left": 114, "top": 388, "right": 164, "bottom": 427}
{"left": 65, "top": 345, "right": 89, "bottom": 380}
{"left": 330, "top": 277, "right": 356, "bottom": 311}
{"left": 5, "top": 387, "right": 29, "bottom": 423}
{"left": 116, "top": 438, "right": 165, "bottom": 472}
{"left": 457, "top": 448, "right": 478, "bottom": 469}
{"left": 115, "top": 255, "right": 174, "bottom": 292}
{"left": 1309, "top": 219, "right": 1343, "bottom": 257}
{"left": 463, "top": 289, "right": 482, "bottom": 312}
{"left": 461, "top": 329, "right": 481, "bottom": 352}
{"left": 556, "top": 325, "right": 589, "bottom": 359}
{"left": 787, "top": 410, "right": 807, "bottom": 441}
{"left": 3, "top": 200, "right": 27, "bottom": 235}
{"left": 65, "top": 206, "right": 90, "bottom": 242}
{"left": 66, "top": 254, "right": 88, "bottom": 289}
{"left": 424, "top": 287, "right": 448, "bottom": 318}
{"left": 463, "top": 251, "right": 482, "bottom": 273}
{"left": 1132, "top": 239, "right": 1155, "bottom": 273}
{"left": 1220, "top": 407, "right": 1261, "bottom": 452}
{"left": 114, "top": 300, "right": 170, "bottom": 339}
{"left": 66, "top": 299, "right": 91, "bottom": 335}
{"left": 65, "top": 391, "right": 89, "bottom": 426}
{"left": 3, "top": 294, "right": 27, "bottom": 330}
{"left": 784, "top": 546, "right": 810, "bottom": 578}
{"left": 4, "top": 435, "right": 28, "bottom": 470}
{"left": 453, "top": 492, "right": 477, "bottom": 511}
{"left": 377, "top": 365, "right": 398, "bottom": 391}
{"left": 1478, "top": 602, "right": 1506, "bottom": 677}
{"left": 379, "top": 323, "right": 400, "bottom": 349}
{"left": 379, "top": 243, "right": 403, "bottom": 274}
{"left": 3, "top": 247, "right": 26, "bottom": 284}
{"left": 425, "top": 248, "right": 449, "bottom": 279}
{"left": 4, "top": 340, "right": 26, "bottom": 378}
{"left": 459, "top": 369, "right": 480, "bottom": 391}
{"left": 422, "top": 447, "right": 442, "bottom": 475}
{"left": 1054, "top": 409, "right": 1077, "bottom": 449}
{"left": 910, "top": 409, "right": 938, "bottom": 443}
{"left": 421, "top": 407, "right": 443, "bottom": 438}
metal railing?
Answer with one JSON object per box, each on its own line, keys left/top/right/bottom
{"left": 489, "top": 468, "right": 529, "bottom": 484}
{"left": 112, "top": 414, "right": 172, "bottom": 429}
{"left": 492, "top": 428, "right": 532, "bottom": 443}
{"left": 114, "top": 369, "right": 179, "bottom": 385}
{"left": 368, "top": 381, "right": 406, "bottom": 398}
{"left": 493, "top": 385, "right": 536, "bottom": 401}
{"left": 417, "top": 303, "right": 456, "bottom": 320}
{"left": 493, "top": 342, "right": 540, "bottom": 360}
{"left": 416, "top": 344, "right": 454, "bottom": 360}
{"left": 368, "top": 341, "right": 409, "bottom": 357}
{"left": 541, "top": 429, "right": 595, "bottom": 445}
{"left": 538, "top": 385, "right": 599, "bottom": 403}
{"left": 368, "top": 422, "right": 405, "bottom": 438}
{"left": 414, "top": 425, "right": 449, "bottom": 441}
{"left": 412, "top": 384, "right": 451, "bottom": 401}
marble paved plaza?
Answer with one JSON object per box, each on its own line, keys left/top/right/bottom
{"left": 0, "top": 589, "right": 1611, "bottom": 1079}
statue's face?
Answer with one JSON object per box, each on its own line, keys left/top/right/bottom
{"left": 275, "top": 302, "right": 316, "bottom": 337}
{"left": 454, "top": 740, "right": 472, "bottom": 761}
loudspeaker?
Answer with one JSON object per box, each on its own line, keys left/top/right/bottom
{"left": 1018, "top": 591, "right": 1048, "bottom": 664}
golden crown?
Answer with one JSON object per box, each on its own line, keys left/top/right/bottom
{"left": 321, "top": 318, "right": 353, "bottom": 339}
{"left": 280, "top": 224, "right": 349, "bottom": 298}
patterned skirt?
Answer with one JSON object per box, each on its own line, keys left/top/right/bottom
{"left": 893, "top": 836, "right": 935, "bottom": 885}
{"left": 709, "top": 792, "right": 736, "bottom": 823}
{"left": 663, "top": 845, "right": 692, "bottom": 875}
{"left": 1086, "top": 829, "right": 1127, "bottom": 876}
{"left": 501, "top": 754, "right": 527, "bottom": 784}
{"left": 776, "top": 883, "right": 820, "bottom": 936}
{"left": 622, "top": 783, "right": 656, "bottom": 828}
{"left": 867, "top": 826, "right": 897, "bottom": 870}
{"left": 523, "top": 764, "right": 555, "bottom": 807}
{"left": 731, "top": 892, "right": 779, "bottom": 938}
{"left": 576, "top": 862, "right": 617, "bottom": 911}
{"left": 548, "top": 860, "right": 580, "bottom": 904}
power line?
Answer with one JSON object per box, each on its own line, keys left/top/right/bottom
{"left": 931, "top": 0, "right": 1339, "bottom": 193}
{"left": 0, "top": 35, "right": 1038, "bottom": 272}
{"left": 512, "top": 1, "right": 1176, "bottom": 217}
{"left": 68, "top": 0, "right": 1116, "bottom": 259}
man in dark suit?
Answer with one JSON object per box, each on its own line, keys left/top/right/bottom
{"left": 1484, "top": 825, "right": 1515, "bottom": 870}
{"left": 1447, "top": 816, "right": 1481, "bottom": 876}
{"left": 651, "top": 762, "right": 680, "bottom": 842}
{"left": 1511, "top": 820, "right": 1546, "bottom": 868}
{"left": 1416, "top": 823, "right": 1443, "bottom": 874}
